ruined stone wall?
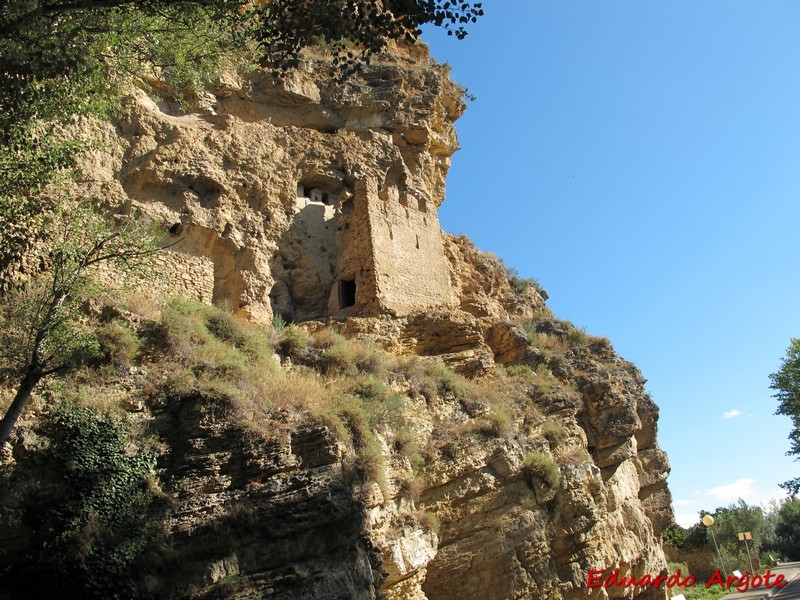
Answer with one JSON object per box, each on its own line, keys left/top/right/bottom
{"left": 328, "top": 179, "right": 382, "bottom": 317}
{"left": 364, "top": 179, "right": 456, "bottom": 316}
{"left": 156, "top": 251, "right": 215, "bottom": 304}
{"left": 92, "top": 249, "right": 214, "bottom": 304}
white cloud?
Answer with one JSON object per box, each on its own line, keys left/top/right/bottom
{"left": 685, "top": 481, "right": 790, "bottom": 518}
{"left": 766, "top": 489, "right": 789, "bottom": 505}
{"left": 675, "top": 512, "right": 699, "bottom": 528}
{"left": 705, "top": 478, "right": 757, "bottom": 503}
{"left": 723, "top": 409, "right": 740, "bottom": 419}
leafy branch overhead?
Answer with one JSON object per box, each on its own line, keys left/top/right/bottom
{"left": 256, "top": 0, "right": 484, "bottom": 72}
{"left": 772, "top": 338, "right": 800, "bottom": 495}
{"left": 1, "top": 0, "right": 484, "bottom": 83}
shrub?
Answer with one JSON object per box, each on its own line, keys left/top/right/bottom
{"left": 414, "top": 510, "right": 441, "bottom": 535}
{"left": 317, "top": 394, "right": 388, "bottom": 491}
{"left": 395, "top": 472, "right": 423, "bottom": 500}
{"left": 7, "top": 406, "right": 165, "bottom": 598}
{"left": 505, "top": 265, "right": 544, "bottom": 297}
{"left": 422, "top": 360, "right": 468, "bottom": 397}
{"left": 590, "top": 336, "right": 613, "bottom": 353}
{"left": 476, "top": 402, "right": 514, "bottom": 438}
{"left": 505, "top": 364, "right": 533, "bottom": 377}
{"left": 520, "top": 319, "right": 538, "bottom": 343}
{"left": 565, "top": 326, "right": 590, "bottom": 346}
{"left": 314, "top": 330, "right": 357, "bottom": 375}
{"left": 541, "top": 419, "right": 567, "bottom": 444}
{"left": 393, "top": 427, "right": 424, "bottom": 470}
{"left": 397, "top": 357, "right": 468, "bottom": 401}
{"left": 311, "top": 331, "right": 390, "bottom": 377}
{"left": 271, "top": 314, "right": 287, "bottom": 333}
{"left": 96, "top": 321, "right": 140, "bottom": 368}
{"left": 278, "top": 324, "right": 310, "bottom": 357}
{"left": 206, "top": 311, "right": 247, "bottom": 347}
{"left": 312, "top": 328, "right": 348, "bottom": 349}
{"left": 345, "top": 373, "right": 389, "bottom": 402}
{"left": 549, "top": 352, "right": 568, "bottom": 371}
{"left": 523, "top": 451, "right": 561, "bottom": 488}
{"left": 352, "top": 343, "right": 388, "bottom": 376}
{"left": 536, "top": 363, "right": 553, "bottom": 377}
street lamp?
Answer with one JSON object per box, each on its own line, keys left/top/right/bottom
{"left": 738, "top": 531, "right": 755, "bottom": 574}
{"left": 703, "top": 515, "right": 728, "bottom": 580}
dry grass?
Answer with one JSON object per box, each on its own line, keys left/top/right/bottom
{"left": 523, "top": 451, "right": 561, "bottom": 488}
{"left": 540, "top": 419, "right": 568, "bottom": 445}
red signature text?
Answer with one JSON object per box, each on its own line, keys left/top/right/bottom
{"left": 587, "top": 568, "right": 787, "bottom": 592}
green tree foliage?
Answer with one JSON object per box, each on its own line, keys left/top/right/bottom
{"left": 1, "top": 406, "right": 163, "bottom": 598}
{"left": 774, "top": 497, "right": 800, "bottom": 559}
{"left": 0, "top": 1, "right": 247, "bottom": 287}
{"left": 1, "top": 0, "right": 483, "bottom": 85}
{"left": 772, "top": 338, "right": 800, "bottom": 494}
{"left": 709, "top": 501, "right": 770, "bottom": 573}
{"left": 670, "top": 502, "right": 773, "bottom": 574}
{"left": 256, "top": 0, "right": 484, "bottom": 73}
{"left": 0, "top": 203, "right": 159, "bottom": 444}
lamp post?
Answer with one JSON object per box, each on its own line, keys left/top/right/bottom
{"left": 703, "top": 515, "right": 728, "bottom": 580}
{"left": 738, "top": 531, "right": 755, "bottom": 574}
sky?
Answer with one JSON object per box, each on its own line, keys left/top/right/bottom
{"left": 422, "top": 1, "right": 800, "bottom": 528}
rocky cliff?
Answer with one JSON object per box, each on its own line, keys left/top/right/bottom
{"left": 0, "top": 43, "right": 673, "bottom": 599}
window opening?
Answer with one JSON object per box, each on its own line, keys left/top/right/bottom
{"left": 339, "top": 279, "right": 356, "bottom": 309}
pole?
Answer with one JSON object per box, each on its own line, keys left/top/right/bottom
{"left": 703, "top": 516, "right": 728, "bottom": 581}
{"left": 740, "top": 532, "right": 756, "bottom": 575}
{"left": 709, "top": 526, "right": 728, "bottom": 581}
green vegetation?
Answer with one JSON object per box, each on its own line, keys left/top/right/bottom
{"left": 96, "top": 321, "right": 141, "bottom": 370}
{"left": 523, "top": 451, "right": 560, "bottom": 488}
{"left": 681, "top": 587, "right": 729, "bottom": 600}
{"left": 666, "top": 563, "right": 728, "bottom": 600}
{"left": 507, "top": 269, "right": 545, "bottom": 297}
{"left": 505, "top": 364, "right": 533, "bottom": 377}
{"left": 541, "top": 419, "right": 568, "bottom": 445}
{"left": 0, "top": 204, "right": 160, "bottom": 444}
{"left": 277, "top": 324, "right": 311, "bottom": 357}
{"left": 774, "top": 497, "right": 800, "bottom": 559}
{"left": 258, "top": 0, "right": 484, "bottom": 73}
{"left": 3, "top": 405, "right": 163, "bottom": 599}
{"left": 475, "top": 402, "right": 515, "bottom": 438}
{"left": 665, "top": 498, "right": 800, "bottom": 577}
{"left": 771, "top": 338, "right": 800, "bottom": 494}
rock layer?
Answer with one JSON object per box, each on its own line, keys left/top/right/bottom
{"left": 1, "top": 43, "right": 674, "bottom": 600}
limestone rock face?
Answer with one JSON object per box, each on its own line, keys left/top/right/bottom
{"left": 148, "top": 397, "right": 381, "bottom": 599}
{"left": 18, "top": 44, "right": 677, "bottom": 600}
{"left": 85, "top": 47, "right": 463, "bottom": 323}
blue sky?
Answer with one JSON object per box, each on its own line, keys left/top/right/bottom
{"left": 422, "top": 1, "right": 800, "bottom": 527}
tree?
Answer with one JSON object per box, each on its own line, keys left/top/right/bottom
{"left": 669, "top": 502, "right": 773, "bottom": 574}
{"left": 771, "top": 338, "right": 800, "bottom": 494}
{"left": 775, "top": 497, "right": 800, "bottom": 559}
{"left": 1, "top": 0, "right": 484, "bottom": 80}
{"left": 0, "top": 202, "right": 159, "bottom": 445}
{"left": 255, "top": 0, "right": 484, "bottom": 73}
{"left": 1, "top": 1, "right": 244, "bottom": 291}
{"left": 709, "top": 501, "right": 771, "bottom": 573}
